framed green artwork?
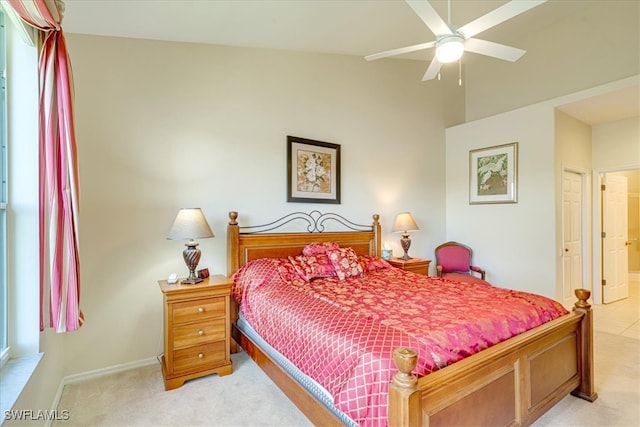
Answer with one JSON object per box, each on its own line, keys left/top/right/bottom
{"left": 469, "top": 142, "right": 518, "bottom": 204}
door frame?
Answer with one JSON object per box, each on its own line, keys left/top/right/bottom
{"left": 592, "top": 164, "right": 640, "bottom": 304}
{"left": 561, "top": 168, "right": 587, "bottom": 308}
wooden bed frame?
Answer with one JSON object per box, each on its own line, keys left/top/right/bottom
{"left": 226, "top": 211, "right": 597, "bottom": 426}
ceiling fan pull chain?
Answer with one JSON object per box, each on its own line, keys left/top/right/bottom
{"left": 458, "top": 59, "right": 462, "bottom": 86}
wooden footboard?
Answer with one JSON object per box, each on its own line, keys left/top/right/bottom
{"left": 389, "top": 289, "right": 597, "bottom": 427}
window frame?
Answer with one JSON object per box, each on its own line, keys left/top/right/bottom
{"left": 0, "top": 9, "right": 9, "bottom": 368}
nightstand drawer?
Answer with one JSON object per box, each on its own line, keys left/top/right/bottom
{"left": 172, "top": 297, "right": 225, "bottom": 324}
{"left": 173, "top": 341, "right": 227, "bottom": 372}
{"left": 173, "top": 318, "right": 226, "bottom": 349}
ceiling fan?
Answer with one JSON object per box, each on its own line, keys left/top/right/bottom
{"left": 365, "top": 0, "right": 547, "bottom": 81}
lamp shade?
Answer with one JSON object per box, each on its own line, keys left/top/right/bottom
{"left": 436, "top": 35, "right": 464, "bottom": 64}
{"left": 392, "top": 212, "right": 419, "bottom": 233}
{"left": 167, "top": 208, "right": 214, "bottom": 240}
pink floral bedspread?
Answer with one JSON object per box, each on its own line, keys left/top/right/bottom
{"left": 232, "top": 258, "right": 568, "bottom": 426}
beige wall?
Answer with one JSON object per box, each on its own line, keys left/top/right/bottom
{"left": 592, "top": 118, "right": 640, "bottom": 169}
{"left": 465, "top": 1, "right": 639, "bottom": 123}
{"left": 59, "top": 34, "right": 450, "bottom": 375}
{"left": 554, "top": 111, "right": 593, "bottom": 303}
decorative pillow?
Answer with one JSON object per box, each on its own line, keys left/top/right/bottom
{"left": 276, "top": 258, "right": 306, "bottom": 283}
{"left": 288, "top": 254, "right": 336, "bottom": 282}
{"left": 326, "top": 247, "right": 364, "bottom": 280}
{"left": 302, "top": 242, "right": 340, "bottom": 256}
{"left": 359, "top": 255, "right": 392, "bottom": 272}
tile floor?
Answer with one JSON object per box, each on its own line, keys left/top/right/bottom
{"left": 593, "top": 278, "right": 639, "bottom": 339}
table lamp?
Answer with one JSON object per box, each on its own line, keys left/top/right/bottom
{"left": 167, "top": 208, "right": 214, "bottom": 284}
{"left": 392, "top": 212, "right": 419, "bottom": 261}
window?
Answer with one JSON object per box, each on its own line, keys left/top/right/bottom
{"left": 0, "top": 10, "right": 7, "bottom": 367}
{"left": 0, "top": 10, "right": 8, "bottom": 367}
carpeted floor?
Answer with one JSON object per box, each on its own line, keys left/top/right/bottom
{"left": 53, "top": 351, "right": 312, "bottom": 427}
{"left": 51, "top": 333, "right": 639, "bottom": 427}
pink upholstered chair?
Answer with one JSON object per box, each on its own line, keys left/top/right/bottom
{"left": 435, "top": 241, "right": 485, "bottom": 280}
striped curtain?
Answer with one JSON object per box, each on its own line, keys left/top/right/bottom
{"left": 6, "top": 0, "right": 83, "bottom": 332}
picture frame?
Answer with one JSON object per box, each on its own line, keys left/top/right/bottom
{"left": 287, "top": 136, "right": 341, "bottom": 204}
{"left": 469, "top": 142, "right": 518, "bottom": 204}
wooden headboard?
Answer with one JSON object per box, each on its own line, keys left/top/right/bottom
{"left": 226, "top": 211, "right": 381, "bottom": 276}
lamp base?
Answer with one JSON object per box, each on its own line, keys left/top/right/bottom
{"left": 181, "top": 277, "right": 203, "bottom": 285}
{"left": 182, "top": 241, "right": 203, "bottom": 285}
{"left": 400, "top": 233, "right": 412, "bottom": 261}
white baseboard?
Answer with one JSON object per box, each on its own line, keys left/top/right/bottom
{"left": 63, "top": 356, "right": 159, "bottom": 385}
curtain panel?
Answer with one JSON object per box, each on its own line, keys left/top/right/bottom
{"left": 6, "top": 0, "right": 83, "bottom": 332}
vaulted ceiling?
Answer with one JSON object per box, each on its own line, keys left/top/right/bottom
{"left": 62, "top": 0, "right": 639, "bottom": 124}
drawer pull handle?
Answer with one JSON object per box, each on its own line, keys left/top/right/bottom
{"left": 198, "top": 330, "right": 204, "bottom": 336}
{"left": 198, "top": 353, "right": 204, "bottom": 359}
{"left": 197, "top": 307, "right": 204, "bottom": 313}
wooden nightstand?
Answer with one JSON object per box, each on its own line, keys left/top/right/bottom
{"left": 388, "top": 257, "right": 431, "bottom": 276}
{"left": 158, "top": 275, "right": 233, "bottom": 390}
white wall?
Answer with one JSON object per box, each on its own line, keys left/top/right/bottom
{"left": 445, "top": 105, "right": 556, "bottom": 296}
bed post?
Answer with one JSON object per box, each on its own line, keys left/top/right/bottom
{"left": 227, "top": 211, "right": 241, "bottom": 353}
{"left": 388, "top": 347, "right": 421, "bottom": 427}
{"left": 373, "top": 214, "right": 381, "bottom": 257}
{"left": 227, "top": 211, "right": 240, "bottom": 276}
{"left": 570, "top": 288, "right": 598, "bottom": 402}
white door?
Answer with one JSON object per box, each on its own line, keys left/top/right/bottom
{"left": 563, "top": 171, "right": 583, "bottom": 308}
{"left": 602, "top": 174, "right": 629, "bottom": 303}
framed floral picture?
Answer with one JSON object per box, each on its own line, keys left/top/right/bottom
{"left": 287, "top": 136, "right": 341, "bottom": 204}
{"left": 469, "top": 142, "right": 518, "bottom": 204}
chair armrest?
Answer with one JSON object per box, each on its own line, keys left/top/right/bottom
{"left": 470, "top": 265, "right": 485, "bottom": 280}
{"left": 436, "top": 265, "right": 443, "bottom": 277}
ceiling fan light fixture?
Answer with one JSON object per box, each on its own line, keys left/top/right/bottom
{"left": 435, "top": 34, "right": 464, "bottom": 63}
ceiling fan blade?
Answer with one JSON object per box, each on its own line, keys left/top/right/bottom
{"left": 422, "top": 57, "right": 442, "bottom": 81}
{"left": 464, "top": 38, "right": 526, "bottom": 62}
{"left": 458, "top": 0, "right": 547, "bottom": 39}
{"left": 365, "top": 41, "right": 436, "bottom": 61}
{"left": 405, "top": 0, "right": 452, "bottom": 37}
